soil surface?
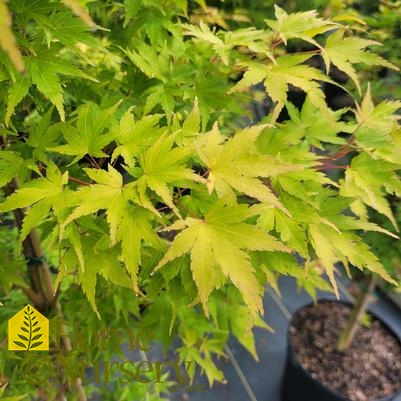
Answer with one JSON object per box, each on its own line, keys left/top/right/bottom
{"left": 289, "top": 301, "right": 401, "bottom": 401}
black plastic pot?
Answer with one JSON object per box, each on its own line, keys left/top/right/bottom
{"left": 281, "top": 300, "right": 401, "bottom": 401}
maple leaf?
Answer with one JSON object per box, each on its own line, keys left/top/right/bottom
{"left": 265, "top": 5, "right": 336, "bottom": 48}
{"left": 0, "top": 151, "right": 24, "bottom": 187}
{"left": 5, "top": 73, "right": 31, "bottom": 125}
{"left": 118, "top": 206, "right": 164, "bottom": 293}
{"left": 111, "top": 112, "right": 165, "bottom": 167}
{"left": 0, "top": 162, "right": 68, "bottom": 243}
{"left": 61, "top": 165, "right": 135, "bottom": 243}
{"left": 134, "top": 133, "right": 205, "bottom": 216}
{"left": 229, "top": 54, "right": 337, "bottom": 121}
{"left": 282, "top": 96, "right": 353, "bottom": 149}
{"left": 309, "top": 223, "right": 396, "bottom": 298}
{"left": 6, "top": 47, "right": 97, "bottom": 124}
{"left": 195, "top": 123, "right": 300, "bottom": 209}
{"left": 255, "top": 205, "right": 309, "bottom": 258}
{"left": 61, "top": 165, "right": 164, "bottom": 292}
{"left": 43, "top": 11, "right": 98, "bottom": 48}
{"left": 340, "top": 153, "right": 401, "bottom": 230}
{"left": 354, "top": 85, "right": 401, "bottom": 148}
{"left": 154, "top": 201, "right": 291, "bottom": 316}
{"left": 125, "top": 43, "right": 169, "bottom": 82}
{"left": 321, "top": 29, "right": 399, "bottom": 94}
{"left": 0, "top": 163, "right": 68, "bottom": 213}
{"left": 51, "top": 101, "right": 120, "bottom": 163}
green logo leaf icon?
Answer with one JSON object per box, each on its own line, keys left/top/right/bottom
{"left": 13, "top": 305, "right": 44, "bottom": 350}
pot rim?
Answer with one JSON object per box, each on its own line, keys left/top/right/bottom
{"left": 286, "top": 298, "right": 401, "bottom": 401}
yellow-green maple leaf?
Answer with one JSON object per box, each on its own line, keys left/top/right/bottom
{"left": 154, "top": 201, "right": 291, "bottom": 317}
{"left": 136, "top": 133, "right": 205, "bottom": 216}
{"left": 321, "top": 30, "right": 398, "bottom": 94}
{"left": 229, "top": 54, "right": 336, "bottom": 122}
{"left": 196, "top": 123, "right": 300, "bottom": 209}
{"left": 265, "top": 5, "right": 336, "bottom": 47}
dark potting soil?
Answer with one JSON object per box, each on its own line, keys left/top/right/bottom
{"left": 289, "top": 301, "right": 401, "bottom": 401}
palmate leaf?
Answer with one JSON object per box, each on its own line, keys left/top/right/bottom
{"left": 135, "top": 133, "right": 205, "bottom": 216}
{"left": 183, "top": 22, "right": 270, "bottom": 65}
{"left": 63, "top": 233, "right": 100, "bottom": 317}
{"left": 195, "top": 123, "right": 299, "bottom": 209}
{"left": 62, "top": 166, "right": 163, "bottom": 293}
{"left": 5, "top": 73, "right": 31, "bottom": 125}
{"left": 354, "top": 86, "right": 401, "bottom": 148}
{"left": 230, "top": 54, "right": 337, "bottom": 122}
{"left": 309, "top": 223, "right": 396, "bottom": 298}
{"left": 44, "top": 11, "right": 98, "bottom": 48}
{"left": 280, "top": 97, "right": 353, "bottom": 149}
{"left": 111, "top": 112, "right": 165, "bottom": 166}
{"left": 61, "top": 165, "right": 136, "bottom": 243}
{"left": 0, "top": 162, "right": 67, "bottom": 213}
{"left": 125, "top": 43, "right": 169, "bottom": 82}
{"left": 6, "top": 47, "right": 97, "bottom": 124}
{"left": 51, "top": 101, "right": 120, "bottom": 163}
{"left": 0, "top": 151, "right": 24, "bottom": 187}
{"left": 321, "top": 30, "right": 399, "bottom": 94}
{"left": 341, "top": 151, "right": 401, "bottom": 226}
{"left": 118, "top": 206, "right": 164, "bottom": 292}
{"left": 154, "top": 201, "right": 290, "bottom": 317}
{"left": 265, "top": 5, "right": 336, "bottom": 47}
{"left": 0, "top": 162, "right": 68, "bottom": 245}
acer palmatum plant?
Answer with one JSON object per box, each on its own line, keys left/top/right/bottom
{"left": 0, "top": 1, "right": 400, "bottom": 399}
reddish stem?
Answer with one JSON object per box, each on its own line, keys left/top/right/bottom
{"left": 68, "top": 176, "right": 91, "bottom": 186}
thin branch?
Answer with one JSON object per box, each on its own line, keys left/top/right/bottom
{"left": 337, "top": 275, "right": 377, "bottom": 352}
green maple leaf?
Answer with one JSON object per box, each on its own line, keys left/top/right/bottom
{"left": 340, "top": 153, "right": 401, "bottom": 230}
{"left": 196, "top": 124, "right": 300, "bottom": 209}
{"left": 6, "top": 47, "right": 97, "bottom": 124}
{"left": 118, "top": 206, "right": 164, "bottom": 292}
{"left": 255, "top": 205, "right": 309, "bottom": 258}
{"left": 309, "top": 223, "right": 396, "bottom": 297}
{"left": 43, "top": 11, "right": 97, "bottom": 47}
{"left": 0, "top": 162, "right": 67, "bottom": 212}
{"left": 125, "top": 43, "right": 169, "bottom": 82}
{"left": 0, "top": 151, "right": 24, "bottom": 187}
{"left": 154, "top": 201, "right": 291, "bottom": 316}
{"left": 61, "top": 0, "right": 96, "bottom": 28}
{"left": 229, "top": 54, "right": 337, "bottom": 122}
{"left": 265, "top": 5, "right": 335, "bottom": 47}
{"left": 183, "top": 23, "right": 270, "bottom": 65}
{"left": 61, "top": 164, "right": 136, "bottom": 243}
{"left": 61, "top": 165, "right": 163, "bottom": 292}
{"left": 51, "top": 101, "right": 120, "bottom": 163}
{"left": 135, "top": 133, "right": 205, "bottom": 216}
{"left": 0, "top": 162, "right": 68, "bottom": 243}
{"left": 321, "top": 29, "right": 398, "bottom": 94}
{"left": 111, "top": 111, "right": 165, "bottom": 167}
{"left": 282, "top": 96, "right": 353, "bottom": 149}
{"left": 354, "top": 85, "right": 401, "bottom": 148}
{"left": 5, "top": 73, "right": 31, "bottom": 125}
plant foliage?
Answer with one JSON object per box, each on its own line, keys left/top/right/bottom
{"left": 0, "top": 0, "right": 400, "bottom": 399}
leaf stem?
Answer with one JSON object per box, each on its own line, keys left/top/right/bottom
{"left": 68, "top": 176, "right": 91, "bottom": 186}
